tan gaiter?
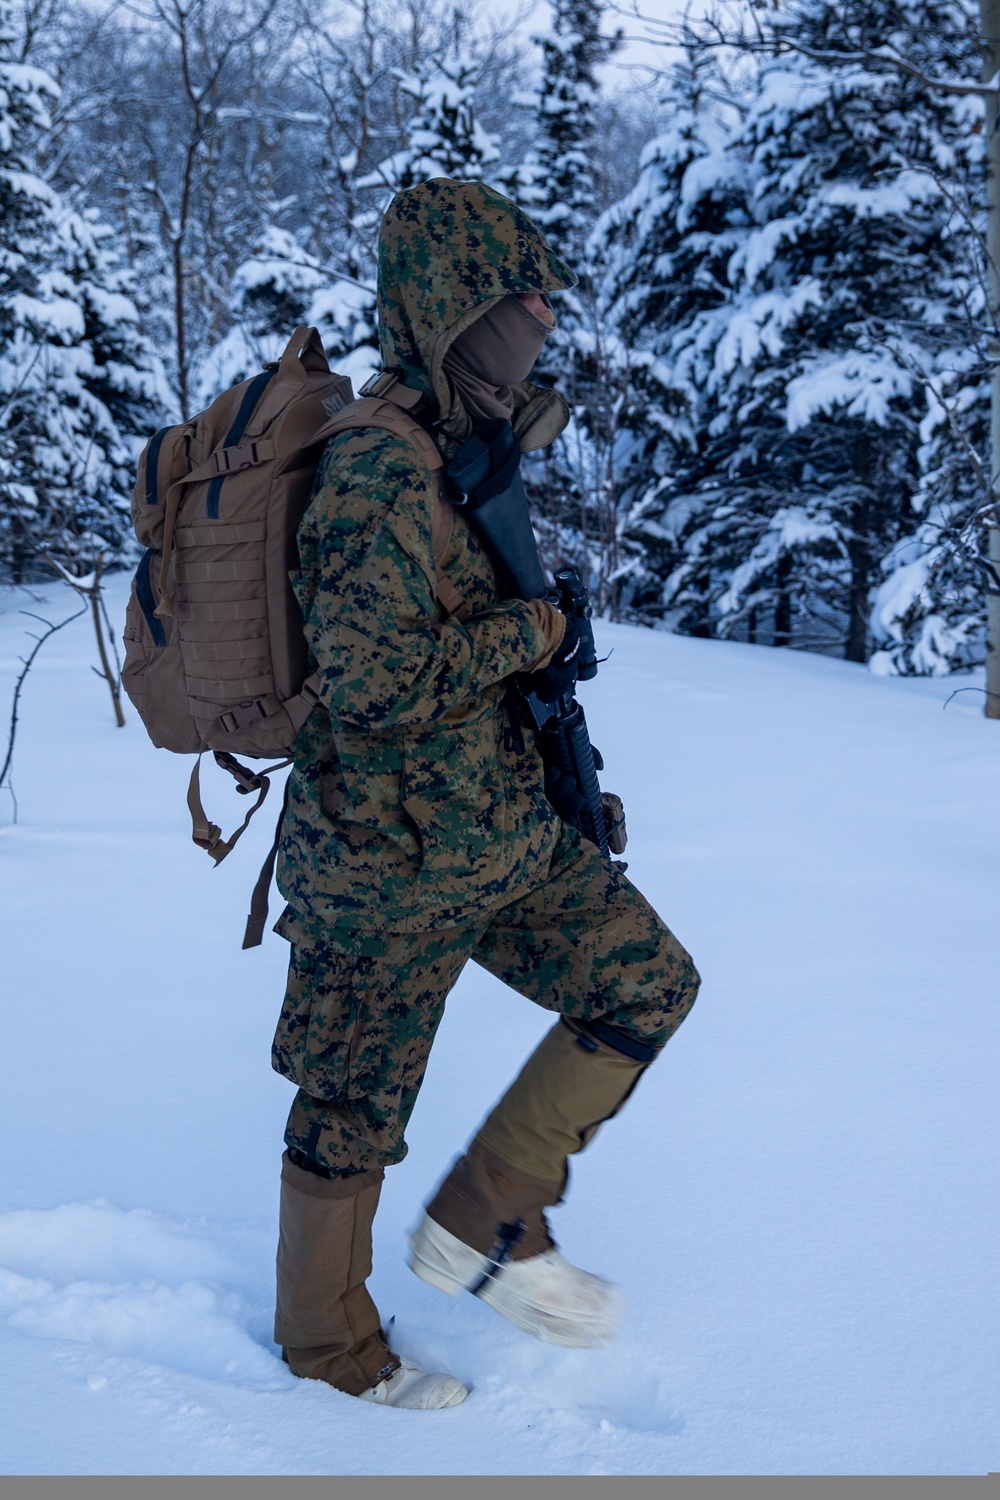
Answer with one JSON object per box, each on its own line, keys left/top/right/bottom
{"left": 424, "top": 1137, "right": 561, "bottom": 1261}
{"left": 443, "top": 294, "right": 554, "bottom": 427}
{"left": 274, "top": 1153, "right": 398, "bottom": 1396}
{"left": 475, "top": 1018, "right": 647, "bottom": 1187}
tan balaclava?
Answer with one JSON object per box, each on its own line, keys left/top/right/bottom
{"left": 443, "top": 295, "right": 555, "bottom": 428}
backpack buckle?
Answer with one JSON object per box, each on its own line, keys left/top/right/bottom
{"left": 359, "top": 370, "right": 399, "bottom": 399}
{"left": 214, "top": 750, "right": 264, "bottom": 793}
{"left": 221, "top": 698, "right": 267, "bottom": 732}
{"left": 359, "top": 369, "right": 423, "bottom": 411}
{"left": 220, "top": 692, "right": 282, "bottom": 734}
{"left": 215, "top": 441, "right": 260, "bottom": 474}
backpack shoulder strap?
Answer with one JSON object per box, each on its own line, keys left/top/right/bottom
{"left": 315, "top": 394, "right": 444, "bottom": 471}
{"left": 317, "top": 395, "right": 469, "bottom": 622}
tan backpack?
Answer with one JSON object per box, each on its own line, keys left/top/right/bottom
{"left": 123, "top": 325, "right": 463, "bottom": 945}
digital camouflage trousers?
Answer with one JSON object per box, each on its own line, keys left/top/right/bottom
{"left": 272, "top": 823, "right": 701, "bottom": 1175}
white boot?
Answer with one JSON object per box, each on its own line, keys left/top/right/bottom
{"left": 358, "top": 1357, "right": 469, "bottom": 1410}
{"left": 407, "top": 1211, "right": 622, "bottom": 1348}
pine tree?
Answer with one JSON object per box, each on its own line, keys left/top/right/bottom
{"left": 334, "top": 52, "right": 503, "bottom": 393}
{"left": 517, "top": 0, "right": 620, "bottom": 263}
{"left": 870, "top": 343, "right": 990, "bottom": 674}
{"left": 196, "top": 212, "right": 386, "bottom": 403}
{"left": 361, "top": 54, "right": 500, "bottom": 197}
{"left": 49, "top": 208, "right": 167, "bottom": 568}
{"left": 0, "top": 0, "right": 62, "bottom": 580}
{"left": 0, "top": 2, "right": 163, "bottom": 580}
{"left": 598, "top": 48, "right": 746, "bottom": 626}
{"left": 507, "top": 0, "right": 624, "bottom": 606}
{"left": 649, "top": 0, "right": 983, "bottom": 659}
{"left": 313, "top": 151, "right": 382, "bottom": 386}
{"left": 864, "top": 3, "right": 989, "bottom": 675}
{"left": 195, "top": 224, "right": 328, "bottom": 404}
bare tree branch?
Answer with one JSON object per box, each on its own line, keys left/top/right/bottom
{"left": 44, "top": 554, "right": 126, "bottom": 726}
{"left": 1, "top": 601, "right": 88, "bottom": 820}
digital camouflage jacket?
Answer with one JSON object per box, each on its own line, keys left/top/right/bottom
{"left": 276, "top": 179, "right": 577, "bottom": 940}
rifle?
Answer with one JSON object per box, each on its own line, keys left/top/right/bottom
{"left": 444, "top": 420, "right": 626, "bottom": 864}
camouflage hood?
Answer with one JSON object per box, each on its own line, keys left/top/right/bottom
{"left": 376, "top": 177, "right": 576, "bottom": 450}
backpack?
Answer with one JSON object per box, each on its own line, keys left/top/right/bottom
{"left": 122, "top": 324, "right": 464, "bottom": 946}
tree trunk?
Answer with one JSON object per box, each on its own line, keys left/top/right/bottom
{"left": 982, "top": 0, "right": 1000, "bottom": 715}
{"left": 690, "top": 572, "right": 712, "bottom": 637}
{"left": 846, "top": 494, "right": 870, "bottom": 664}
{"left": 774, "top": 552, "right": 792, "bottom": 647}
{"left": 173, "top": 235, "right": 189, "bottom": 422}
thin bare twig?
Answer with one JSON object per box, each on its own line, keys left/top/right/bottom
{"left": 1, "top": 602, "right": 88, "bottom": 820}
{"left": 943, "top": 684, "right": 1000, "bottom": 707}
{"left": 887, "top": 344, "right": 991, "bottom": 498}
{"left": 44, "top": 554, "right": 126, "bottom": 727}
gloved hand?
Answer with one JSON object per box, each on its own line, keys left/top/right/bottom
{"left": 529, "top": 608, "right": 580, "bottom": 703}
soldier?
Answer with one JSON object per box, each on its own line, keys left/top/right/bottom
{"left": 271, "top": 178, "right": 700, "bottom": 1410}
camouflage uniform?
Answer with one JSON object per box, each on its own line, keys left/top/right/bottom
{"left": 273, "top": 178, "right": 700, "bottom": 1177}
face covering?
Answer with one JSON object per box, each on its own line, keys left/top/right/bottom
{"left": 443, "top": 295, "right": 555, "bottom": 427}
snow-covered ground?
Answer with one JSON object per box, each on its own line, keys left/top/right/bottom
{"left": 0, "top": 575, "right": 996, "bottom": 1476}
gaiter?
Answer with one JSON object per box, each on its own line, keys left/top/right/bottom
{"left": 443, "top": 295, "right": 555, "bottom": 427}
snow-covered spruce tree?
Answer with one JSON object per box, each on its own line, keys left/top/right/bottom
{"left": 309, "top": 148, "right": 386, "bottom": 391}
{"left": 597, "top": 47, "right": 747, "bottom": 628}
{"left": 195, "top": 224, "right": 328, "bottom": 404}
{"left": 362, "top": 54, "right": 500, "bottom": 196}
{"left": 0, "top": 0, "right": 62, "bottom": 581}
{"left": 848, "top": 5, "right": 988, "bottom": 677}
{"left": 196, "top": 214, "right": 385, "bottom": 404}
{"left": 506, "top": 0, "right": 625, "bottom": 608}
{"left": 198, "top": 50, "right": 505, "bottom": 407}
{"left": 657, "top": 0, "right": 984, "bottom": 660}
{"left": 0, "top": 6, "right": 163, "bottom": 581}
{"left": 52, "top": 209, "right": 167, "bottom": 567}
{"left": 869, "top": 342, "right": 990, "bottom": 675}
{"left": 326, "top": 54, "right": 503, "bottom": 393}
{"left": 326, "top": 55, "right": 503, "bottom": 390}
{"left": 516, "top": 0, "right": 620, "bottom": 263}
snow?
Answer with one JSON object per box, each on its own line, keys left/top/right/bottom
{"left": 357, "top": 57, "right": 499, "bottom": 198}
{"left": 0, "top": 574, "right": 997, "bottom": 1476}
{"left": 729, "top": 216, "right": 805, "bottom": 287}
{"left": 819, "top": 170, "right": 941, "bottom": 219}
{"left": 784, "top": 350, "right": 914, "bottom": 431}
{"left": 193, "top": 326, "right": 286, "bottom": 411}
{"left": 230, "top": 228, "right": 327, "bottom": 302}
{"left": 709, "top": 280, "right": 823, "bottom": 379}
{"left": 744, "top": 68, "right": 829, "bottom": 143}
{"left": 871, "top": 553, "right": 933, "bottom": 648}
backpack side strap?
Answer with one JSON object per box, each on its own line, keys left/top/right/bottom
{"left": 185, "top": 655, "right": 315, "bottom": 874}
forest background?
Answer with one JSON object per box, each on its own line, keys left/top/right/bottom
{"left": 0, "top": 0, "right": 993, "bottom": 677}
